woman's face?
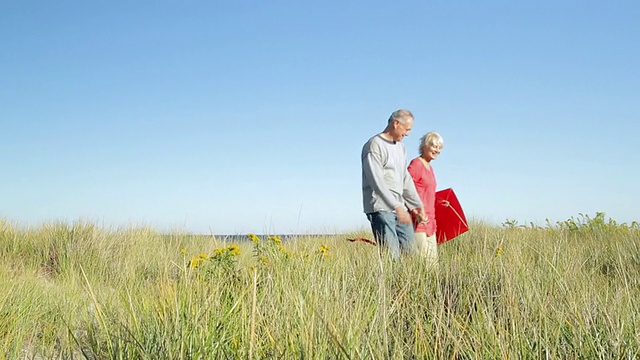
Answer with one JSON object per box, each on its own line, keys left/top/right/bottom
{"left": 422, "top": 143, "right": 442, "bottom": 161}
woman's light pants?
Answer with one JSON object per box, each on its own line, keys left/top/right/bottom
{"left": 414, "top": 232, "right": 438, "bottom": 266}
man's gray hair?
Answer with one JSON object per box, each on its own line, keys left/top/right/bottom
{"left": 388, "top": 109, "right": 414, "bottom": 124}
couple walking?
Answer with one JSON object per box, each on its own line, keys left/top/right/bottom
{"left": 361, "top": 109, "right": 444, "bottom": 262}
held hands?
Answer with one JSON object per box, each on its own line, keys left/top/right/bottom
{"left": 410, "top": 208, "right": 428, "bottom": 225}
{"left": 397, "top": 207, "right": 429, "bottom": 225}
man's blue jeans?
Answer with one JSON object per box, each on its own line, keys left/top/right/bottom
{"left": 366, "top": 211, "right": 415, "bottom": 259}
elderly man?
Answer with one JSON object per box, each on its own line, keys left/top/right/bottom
{"left": 361, "top": 109, "right": 426, "bottom": 259}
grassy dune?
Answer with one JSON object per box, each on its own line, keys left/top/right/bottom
{"left": 1, "top": 214, "right": 639, "bottom": 359}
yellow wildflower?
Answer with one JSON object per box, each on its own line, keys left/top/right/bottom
{"left": 267, "top": 235, "right": 282, "bottom": 244}
{"left": 495, "top": 247, "right": 503, "bottom": 257}
{"left": 189, "top": 257, "right": 203, "bottom": 269}
{"left": 227, "top": 244, "right": 241, "bottom": 256}
{"left": 319, "top": 244, "right": 330, "bottom": 257}
{"left": 180, "top": 248, "right": 187, "bottom": 255}
{"left": 247, "top": 233, "right": 260, "bottom": 244}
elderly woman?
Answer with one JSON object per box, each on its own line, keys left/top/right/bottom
{"left": 407, "top": 132, "right": 444, "bottom": 264}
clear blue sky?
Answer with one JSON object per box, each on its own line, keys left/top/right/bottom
{"left": 2, "top": 1, "right": 639, "bottom": 234}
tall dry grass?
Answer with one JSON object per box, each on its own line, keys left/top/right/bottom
{"left": 0, "top": 214, "right": 638, "bottom": 359}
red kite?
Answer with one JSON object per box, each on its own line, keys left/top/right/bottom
{"left": 435, "top": 188, "right": 468, "bottom": 244}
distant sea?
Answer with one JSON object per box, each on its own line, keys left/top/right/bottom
{"left": 166, "top": 234, "right": 343, "bottom": 243}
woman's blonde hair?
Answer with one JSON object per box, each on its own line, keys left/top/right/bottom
{"left": 419, "top": 132, "right": 444, "bottom": 156}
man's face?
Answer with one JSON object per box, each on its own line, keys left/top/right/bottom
{"left": 392, "top": 118, "right": 413, "bottom": 142}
